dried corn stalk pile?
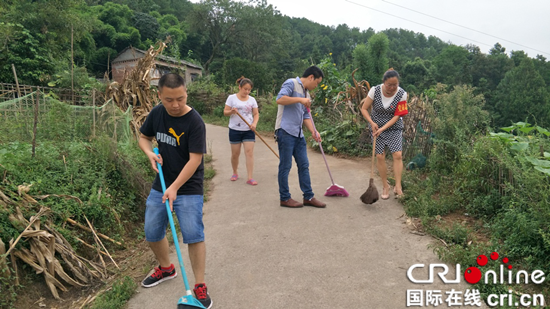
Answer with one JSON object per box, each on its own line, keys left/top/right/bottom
{"left": 333, "top": 69, "right": 371, "bottom": 119}
{"left": 1, "top": 187, "right": 106, "bottom": 299}
{"left": 105, "top": 42, "right": 167, "bottom": 140}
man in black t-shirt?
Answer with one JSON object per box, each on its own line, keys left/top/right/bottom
{"left": 138, "top": 73, "right": 212, "bottom": 308}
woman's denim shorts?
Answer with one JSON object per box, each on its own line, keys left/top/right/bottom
{"left": 229, "top": 128, "right": 255, "bottom": 144}
{"left": 144, "top": 189, "right": 204, "bottom": 244}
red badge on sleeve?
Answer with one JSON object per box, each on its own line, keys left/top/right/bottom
{"left": 394, "top": 100, "right": 408, "bottom": 116}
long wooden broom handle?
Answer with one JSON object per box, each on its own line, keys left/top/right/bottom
{"left": 235, "top": 110, "right": 279, "bottom": 159}
{"left": 371, "top": 135, "right": 377, "bottom": 179}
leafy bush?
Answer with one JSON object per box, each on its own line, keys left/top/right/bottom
{"left": 403, "top": 118, "right": 550, "bottom": 280}
{"left": 312, "top": 53, "right": 353, "bottom": 125}
{"left": 0, "top": 137, "right": 151, "bottom": 244}
{"left": 212, "top": 105, "right": 224, "bottom": 118}
{"left": 221, "top": 57, "right": 273, "bottom": 93}
{"left": 0, "top": 265, "right": 18, "bottom": 308}
{"left": 187, "top": 75, "right": 227, "bottom": 115}
{"left": 401, "top": 79, "right": 550, "bottom": 301}
{"left": 90, "top": 276, "right": 137, "bottom": 309}
{"left": 312, "top": 118, "right": 369, "bottom": 156}
{"left": 429, "top": 85, "right": 489, "bottom": 173}
{"left": 256, "top": 96, "right": 278, "bottom": 133}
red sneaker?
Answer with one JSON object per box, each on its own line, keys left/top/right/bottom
{"left": 141, "top": 264, "right": 177, "bottom": 287}
{"left": 193, "top": 283, "right": 213, "bottom": 308}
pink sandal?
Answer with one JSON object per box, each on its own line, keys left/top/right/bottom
{"left": 230, "top": 174, "right": 238, "bottom": 181}
{"left": 246, "top": 179, "right": 258, "bottom": 186}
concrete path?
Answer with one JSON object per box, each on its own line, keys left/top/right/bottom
{"left": 128, "top": 123, "right": 484, "bottom": 309}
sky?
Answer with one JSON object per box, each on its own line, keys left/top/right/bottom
{"left": 193, "top": 0, "right": 550, "bottom": 58}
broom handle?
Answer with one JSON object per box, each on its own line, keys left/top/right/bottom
{"left": 234, "top": 110, "right": 279, "bottom": 159}
{"left": 371, "top": 135, "right": 377, "bottom": 179}
{"left": 153, "top": 148, "right": 193, "bottom": 295}
{"left": 306, "top": 108, "right": 335, "bottom": 185}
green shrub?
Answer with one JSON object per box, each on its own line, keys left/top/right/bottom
{"left": 429, "top": 85, "right": 489, "bottom": 173}
{"left": 403, "top": 118, "right": 550, "bottom": 290}
{"left": 256, "top": 97, "right": 278, "bottom": 133}
{"left": 312, "top": 117, "right": 369, "bottom": 156}
{"left": 187, "top": 76, "right": 227, "bottom": 115}
{"left": 427, "top": 221, "right": 470, "bottom": 247}
{"left": 0, "top": 264, "right": 18, "bottom": 308}
{"left": 191, "top": 100, "right": 206, "bottom": 115}
{"left": 0, "top": 137, "right": 150, "bottom": 243}
{"left": 212, "top": 105, "right": 224, "bottom": 118}
{"left": 90, "top": 276, "right": 137, "bottom": 309}
{"left": 221, "top": 58, "right": 273, "bottom": 93}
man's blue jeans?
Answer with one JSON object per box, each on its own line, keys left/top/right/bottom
{"left": 277, "top": 129, "right": 314, "bottom": 201}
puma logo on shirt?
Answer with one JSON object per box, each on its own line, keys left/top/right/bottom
{"left": 169, "top": 128, "right": 185, "bottom": 145}
{"left": 156, "top": 128, "right": 184, "bottom": 147}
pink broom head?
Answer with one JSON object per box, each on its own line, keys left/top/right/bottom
{"left": 324, "top": 184, "right": 349, "bottom": 197}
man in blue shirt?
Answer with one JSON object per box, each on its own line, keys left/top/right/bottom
{"left": 276, "top": 66, "right": 327, "bottom": 208}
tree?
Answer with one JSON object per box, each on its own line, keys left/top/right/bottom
{"left": 111, "top": 27, "right": 141, "bottom": 51}
{"left": 329, "top": 24, "right": 353, "bottom": 66}
{"left": 364, "top": 32, "right": 389, "bottom": 84}
{"left": 155, "top": 0, "right": 194, "bottom": 21}
{"left": 432, "top": 45, "right": 472, "bottom": 86}
{"left": 533, "top": 55, "right": 550, "bottom": 89}
{"left": 468, "top": 43, "right": 513, "bottom": 113}
{"left": 114, "top": 0, "right": 160, "bottom": 13}
{"left": 96, "top": 2, "right": 134, "bottom": 31}
{"left": 221, "top": 57, "right": 271, "bottom": 92}
{"left": 188, "top": 0, "right": 245, "bottom": 73}
{"left": 352, "top": 44, "right": 369, "bottom": 82}
{"left": 0, "top": 23, "right": 55, "bottom": 84}
{"left": 494, "top": 58, "right": 550, "bottom": 127}
{"left": 0, "top": 0, "right": 93, "bottom": 85}
{"left": 154, "top": 14, "right": 187, "bottom": 58}
{"left": 401, "top": 57, "right": 433, "bottom": 94}
{"left": 430, "top": 85, "right": 489, "bottom": 171}
{"left": 133, "top": 12, "right": 160, "bottom": 42}
{"left": 510, "top": 50, "right": 529, "bottom": 67}
{"left": 234, "top": 0, "right": 287, "bottom": 63}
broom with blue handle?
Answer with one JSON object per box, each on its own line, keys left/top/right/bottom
{"left": 153, "top": 148, "right": 205, "bottom": 309}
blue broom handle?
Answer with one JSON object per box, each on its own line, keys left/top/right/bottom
{"left": 306, "top": 108, "right": 335, "bottom": 185}
{"left": 153, "top": 148, "right": 192, "bottom": 294}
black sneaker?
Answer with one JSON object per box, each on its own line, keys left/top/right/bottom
{"left": 141, "top": 264, "right": 177, "bottom": 287}
{"left": 193, "top": 283, "right": 213, "bottom": 309}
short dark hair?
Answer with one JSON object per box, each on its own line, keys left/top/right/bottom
{"left": 383, "top": 69, "right": 400, "bottom": 82}
{"left": 158, "top": 73, "right": 185, "bottom": 90}
{"left": 302, "top": 66, "right": 324, "bottom": 79}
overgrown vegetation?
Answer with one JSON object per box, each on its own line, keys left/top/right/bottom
{"left": 0, "top": 138, "right": 149, "bottom": 236}
{"left": 0, "top": 138, "right": 151, "bottom": 308}
{"left": 0, "top": 81, "right": 221, "bottom": 308}
{"left": 400, "top": 87, "right": 550, "bottom": 305}
{"left": 0, "top": 86, "right": 152, "bottom": 308}
{"left": 90, "top": 276, "right": 137, "bottom": 309}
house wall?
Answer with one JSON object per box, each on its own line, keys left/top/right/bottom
{"left": 111, "top": 54, "right": 203, "bottom": 86}
{"left": 112, "top": 59, "right": 139, "bottom": 84}
{"left": 152, "top": 60, "right": 203, "bottom": 86}
{"left": 185, "top": 67, "right": 203, "bottom": 85}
